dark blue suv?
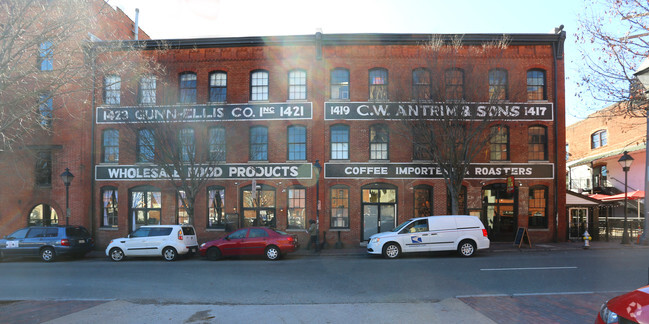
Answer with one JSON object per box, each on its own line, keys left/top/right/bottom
{"left": 0, "top": 226, "right": 94, "bottom": 262}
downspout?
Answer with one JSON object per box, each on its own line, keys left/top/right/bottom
{"left": 552, "top": 27, "right": 566, "bottom": 242}
{"left": 89, "top": 46, "right": 97, "bottom": 240}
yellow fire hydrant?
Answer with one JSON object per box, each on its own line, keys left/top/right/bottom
{"left": 583, "top": 230, "right": 591, "bottom": 249}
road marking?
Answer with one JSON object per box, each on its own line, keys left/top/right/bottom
{"left": 480, "top": 266, "right": 578, "bottom": 271}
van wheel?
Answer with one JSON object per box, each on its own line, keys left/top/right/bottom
{"left": 163, "top": 247, "right": 177, "bottom": 261}
{"left": 41, "top": 247, "right": 55, "bottom": 262}
{"left": 383, "top": 243, "right": 401, "bottom": 259}
{"left": 265, "top": 245, "right": 280, "bottom": 260}
{"left": 458, "top": 240, "right": 476, "bottom": 257}
{"left": 207, "top": 247, "right": 221, "bottom": 261}
{"left": 109, "top": 248, "right": 124, "bottom": 261}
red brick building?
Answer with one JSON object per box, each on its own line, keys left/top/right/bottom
{"left": 88, "top": 31, "right": 567, "bottom": 247}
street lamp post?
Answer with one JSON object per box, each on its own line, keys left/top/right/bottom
{"left": 314, "top": 160, "right": 322, "bottom": 251}
{"left": 619, "top": 151, "right": 634, "bottom": 244}
{"left": 632, "top": 59, "right": 649, "bottom": 244}
{"left": 60, "top": 168, "right": 74, "bottom": 226}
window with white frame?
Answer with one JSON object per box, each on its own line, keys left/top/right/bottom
{"left": 104, "top": 75, "right": 121, "bottom": 105}
{"left": 139, "top": 75, "right": 156, "bottom": 104}
{"left": 288, "top": 69, "right": 307, "bottom": 100}
{"left": 287, "top": 187, "right": 306, "bottom": 229}
{"left": 250, "top": 70, "right": 269, "bottom": 101}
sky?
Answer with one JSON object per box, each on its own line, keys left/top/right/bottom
{"left": 107, "top": 0, "right": 592, "bottom": 125}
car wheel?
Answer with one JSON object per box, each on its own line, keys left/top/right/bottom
{"left": 41, "top": 247, "right": 55, "bottom": 262}
{"left": 163, "top": 247, "right": 177, "bottom": 261}
{"left": 207, "top": 247, "right": 221, "bottom": 261}
{"left": 265, "top": 245, "right": 280, "bottom": 260}
{"left": 109, "top": 247, "right": 124, "bottom": 262}
{"left": 458, "top": 240, "right": 476, "bottom": 257}
{"left": 382, "top": 243, "right": 401, "bottom": 259}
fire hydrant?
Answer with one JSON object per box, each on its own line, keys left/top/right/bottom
{"left": 583, "top": 230, "right": 592, "bottom": 249}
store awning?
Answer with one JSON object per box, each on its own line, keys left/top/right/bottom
{"left": 600, "top": 190, "right": 645, "bottom": 202}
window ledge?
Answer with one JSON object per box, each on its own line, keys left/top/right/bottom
{"left": 528, "top": 228, "right": 549, "bottom": 231}
{"left": 99, "top": 227, "right": 118, "bottom": 231}
{"left": 286, "top": 229, "right": 307, "bottom": 232}
{"left": 206, "top": 228, "right": 226, "bottom": 232}
{"left": 329, "top": 228, "right": 350, "bottom": 232}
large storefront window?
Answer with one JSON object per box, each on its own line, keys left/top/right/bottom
{"left": 130, "top": 187, "right": 161, "bottom": 230}
{"left": 177, "top": 190, "right": 191, "bottom": 225}
{"left": 28, "top": 204, "right": 58, "bottom": 226}
{"left": 208, "top": 186, "right": 225, "bottom": 229}
{"left": 361, "top": 184, "right": 397, "bottom": 241}
{"left": 242, "top": 184, "right": 276, "bottom": 228}
{"left": 287, "top": 187, "right": 306, "bottom": 229}
{"left": 330, "top": 185, "right": 349, "bottom": 228}
{"left": 101, "top": 187, "right": 118, "bottom": 228}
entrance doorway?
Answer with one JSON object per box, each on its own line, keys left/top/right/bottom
{"left": 241, "top": 184, "right": 276, "bottom": 228}
{"left": 569, "top": 208, "right": 588, "bottom": 240}
{"left": 361, "top": 184, "right": 397, "bottom": 241}
{"left": 482, "top": 183, "right": 517, "bottom": 241}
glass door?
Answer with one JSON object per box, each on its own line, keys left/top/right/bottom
{"left": 361, "top": 185, "right": 397, "bottom": 241}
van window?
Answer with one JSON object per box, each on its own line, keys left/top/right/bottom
{"left": 149, "top": 227, "right": 173, "bottom": 237}
{"left": 400, "top": 219, "right": 429, "bottom": 234}
{"left": 429, "top": 217, "right": 456, "bottom": 231}
{"left": 181, "top": 226, "right": 195, "bottom": 235}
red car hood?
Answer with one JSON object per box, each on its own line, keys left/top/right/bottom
{"left": 607, "top": 286, "right": 649, "bottom": 323}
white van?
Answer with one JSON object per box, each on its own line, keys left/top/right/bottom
{"left": 106, "top": 225, "right": 198, "bottom": 261}
{"left": 367, "top": 215, "right": 489, "bottom": 258}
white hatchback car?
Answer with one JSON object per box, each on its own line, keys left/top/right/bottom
{"left": 106, "top": 225, "right": 198, "bottom": 261}
{"left": 367, "top": 215, "right": 490, "bottom": 258}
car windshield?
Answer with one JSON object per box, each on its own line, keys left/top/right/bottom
{"left": 391, "top": 220, "right": 413, "bottom": 233}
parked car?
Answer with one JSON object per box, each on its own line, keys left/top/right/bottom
{"left": 106, "top": 225, "right": 198, "bottom": 261}
{"left": 199, "top": 227, "right": 298, "bottom": 261}
{"left": 0, "top": 225, "right": 94, "bottom": 262}
{"left": 367, "top": 215, "right": 490, "bottom": 259}
{"left": 596, "top": 285, "right": 649, "bottom": 324}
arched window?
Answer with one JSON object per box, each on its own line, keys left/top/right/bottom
{"left": 370, "top": 124, "right": 389, "bottom": 160}
{"left": 529, "top": 186, "right": 548, "bottom": 228}
{"left": 288, "top": 125, "right": 306, "bottom": 160}
{"left": 331, "top": 68, "right": 349, "bottom": 99}
{"left": 177, "top": 190, "right": 191, "bottom": 225}
{"left": 101, "top": 186, "right": 118, "bottom": 227}
{"left": 208, "top": 186, "right": 225, "bottom": 229}
{"left": 288, "top": 69, "right": 307, "bottom": 100}
{"left": 102, "top": 129, "right": 119, "bottom": 163}
{"left": 250, "top": 126, "right": 268, "bottom": 161}
{"left": 330, "top": 185, "right": 350, "bottom": 228}
{"left": 209, "top": 71, "right": 227, "bottom": 102}
{"left": 331, "top": 124, "right": 349, "bottom": 160}
{"left": 130, "top": 186, "right": 161, "bottom": 230}
{"left": 488, "top": 69, "right": 508, "bottom": 101}
{"left": 287, "top": 186, "right": 306, "bottom": 229}
{"left": 208, "top": 127, "right": 226, "bottom": 161}
{"left": 527, "top": 69, "right": 546, "bottom": 101}
{"left": 179, "top": 72, "right": 197, "bottom": 103}
{"left": 528, "top": 125, "right": 548, "bottom": 160}
{"left": 139, "top": 75, "right": 156, "bottom": 104}
{"left": 179, "top": 128, "right": 195, "bottom": 162}
{"left": 414, "top": 185, "right": 433, "bottom": 218}
{"left": 490, "top": 125, "right": 509, "bottom": 161}
{"left": 369, "top": 68, "right": 388, "bottom": 100}
{"left": 104, "top": 75, "right": 121, "bottom": 105}
{"left": 28, "top": 204, "right": 58, "bottom": 226}
{"left": 412, "top": 68, "right": 431, "bottom": 100}
{"left": 250, "top": 70, "right": 269, "bottom": 101}
{"left": 445, "top": 68, "right": 464, "bottom": 100}
{"left": 137, "top": 128, "right": 155, "bottom": 163}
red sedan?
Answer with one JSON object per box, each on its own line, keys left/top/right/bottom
{"left": 199, "top": 227, "right": 298, "bottom": 261}
{"left": 596, "top": 285, "right": 649, "bottom": 324}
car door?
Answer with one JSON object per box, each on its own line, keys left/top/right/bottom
{"left": 123, "top": 227, "right": 152, "bottom": 256}
{"left": 397, "top": 219, "right": 430, "bottom": 253}
{"left": 2, "top": 228, "right": 31, "bottom": 256}
{"left": 243, "top": 228, "right": 269, "bottom": 256}
{"left": 427, "top": 217, "right": 458, "bottom": 251}
{"left": 146, "top": 227, "right": 172, "bottom": 255}
{"left": 22, "top": 228, "right": 47, "bottom": 256}
{"left": 219, "top": 229, "right": 247, "bottom": 256}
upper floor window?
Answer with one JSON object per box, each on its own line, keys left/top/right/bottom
{"left": 370, "top": 124, "right": 389, "bottom": 160}
{"left": 208, "top": 127, "right": 226, "bottom": 161}
{"left": 38, "top": 41, "right": 53, "bottom": 71}
{"left": 490, "top": 125, "right": 509, "bottom": 161}
{"left": 209, "top": 71, "right": 227, "bottom": 102}
{"left": 369, "top": 68, "right": 388, "bottom": 100}
{"left": 288, "top": 69, "right": 307, "bottom": 100}
{"left": 287, "top": 125, "right": 306, "bottom": 160}
{"left": 179, "top": 72, "right": 197, "bottom": 103}
{"left": 179, "top": 128, "right": 195, "bottom": 162}
{"left": 528, "top": 126, "right": 548, "bottom": 160}
{"left": 412, "top": 68, "right": 431, "bottom": 100}
{"left": 137, "top": 129, "right": 155, "bottom": 163}
{"left": 413, "top": 133, "right": 432, "bottom": 160}
{"left": 591, "top": 130, "right": 607, "bottom": 149}
{"left": 331, "top": 124, "right": 349, "bottom": 160}
{"left": 250, "top": 126, "right": 268, "bottom": 161}
{"left": 104, "top": 75, "right": 121, "bottom": 105}
{"left": 445, "top": 68, "right": 464, "bottom": 101}
{"left": 250, "top": 70, "right": 269, "bottom": 101}
{"left": 488, "top": 69, "right": 508, "bottom": 101}
{"left": 35, "top": 151, "right": 52, "bottom": 186}
{"left": 331, "top": 68, "right": 349, "bottom": 100}
{"left": 139, "top": 75, "right": 156, "bottom": 105}
{"left": 102, "top": 129, "right": 119, "bottom": 163}
{"left": 38, "top": 93, "right": 53, "bottom": 128}
{"left": 527, "top": 69, "right": 546, "bottom": 101}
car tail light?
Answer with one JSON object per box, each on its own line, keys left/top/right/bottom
{"left": 482, "top": 229, "right": 488, "bottom": 237}
{"left": 178, "top": 229, "right": 183, "bottom": 240}
{"left": 61, "top": 239, "right": 70, "bottom": 246}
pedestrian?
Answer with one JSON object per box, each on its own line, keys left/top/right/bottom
{"left": 307, "top": 219, "right": 319, "bottom": 252}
